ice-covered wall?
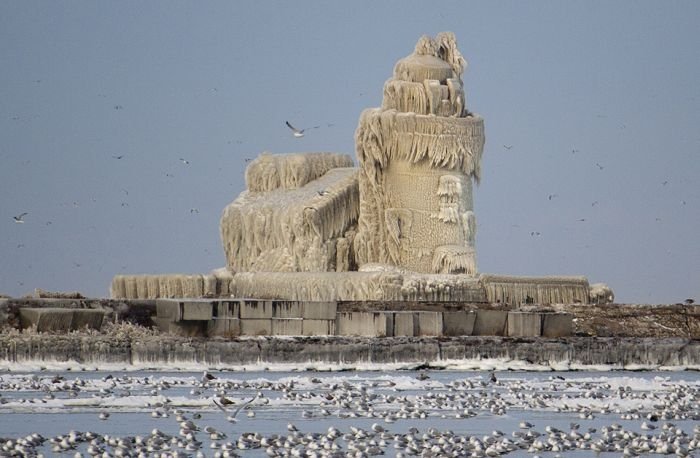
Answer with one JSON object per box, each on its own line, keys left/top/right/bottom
{"left": 479, "top": 274, "right": 591, "bottom": 305}
{"left": 110, "top": 272, "right": 232, "bottom": 299}
{"left": 220, "top": 153, "right": 359, "bottom": 272}
{"left": 230, "top": 270, "right": 485, "bottom": 302}
{"left": 354, "top": 32, "right": 485, "bottom": 274}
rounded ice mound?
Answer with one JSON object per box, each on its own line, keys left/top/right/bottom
{"left": 589, "top": 283, "right": 615, "bottom": 304}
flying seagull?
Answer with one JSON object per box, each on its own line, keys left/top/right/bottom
{"left": 13, "top": 212, "right": 28, "bottom": 223}
{"left": 112, "top": 155, "right": 124, "bottom": 160}
{"left": 285, "top": 121, "right": 319, "bottom": 138}
{"left": 213, "top": 393, "right": 260, "bottom": 422}
{"left": 179, "top": 158, "right": 190, "bottom": 165}
{"left": 503, "top": 145, "right": 513, "bottom": 150}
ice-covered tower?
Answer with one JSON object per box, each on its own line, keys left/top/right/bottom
{"left": 354, "top": 32, "right": 485, "bottom": 275}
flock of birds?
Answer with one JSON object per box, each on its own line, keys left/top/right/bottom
{"left": 499, "top": 143, "right": 689, "bottom": 239}
{"left": 10, "top": 121, "right": 317, "bottom": 229}
{"left": 0, "top": 370, "right": 698, "bottom": 457}
{"left": 6, "top": 119, "right": 326, "bottom": 291}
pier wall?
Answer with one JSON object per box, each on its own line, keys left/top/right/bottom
{"left": 1, "top": 298, "right": 697, "bottom": 339}
{"left": 0, "top": 334, "right": 698, "bottom": 369}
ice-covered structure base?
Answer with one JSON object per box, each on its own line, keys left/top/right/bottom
{"left": 111, "top": 271, "right": 596, "bottom": 305}
{"left": 110, "top": 32, "right": 613, "bottom": 315}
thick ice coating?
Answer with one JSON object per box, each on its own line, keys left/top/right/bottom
{"left": 354, "top": 32, "right": 484, "bottom": 274}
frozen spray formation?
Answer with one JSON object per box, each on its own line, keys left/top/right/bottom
{"left": 355, "top": 32, "right": 484, "bottom": 274}
{"left": 111, "top": 32, "right": 611, "bottom": 305}
{"left": 221, "top": 32, "right": 483, "bottom": 277}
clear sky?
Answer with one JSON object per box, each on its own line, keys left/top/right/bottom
{"left": 1, "top": 1, "right": 698, "bottom": 303}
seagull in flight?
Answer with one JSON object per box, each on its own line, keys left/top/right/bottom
{"left": 13, "top": 212, "right": 28, "bottom": 223}
{"left": 213, "top": 392, "right": 260, "bottom": 422}
{"left": 179, "top": 158, "right": 190, "bottom": 165}
{"left": 285, "top": 121, "right": 319, "bottom": 138}
{"left": 112, "top": 155, "right": 124, "bottom": 160}
{"left": 503, "top": 145, "right": 513, "bottom": 150}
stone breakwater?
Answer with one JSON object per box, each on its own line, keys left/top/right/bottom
{"left": 1, "top": 298, "right": 697, "bottom": 338}
{"left": 1, "top": 298, "right": 698, "bottom": 368}
{"left": 0, "top": 334, "right": 698, "bottom": 369}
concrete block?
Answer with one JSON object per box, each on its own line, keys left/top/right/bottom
{"left": 302, "top": 301, "right": 338, "bottom": 320}
{"left": 393, "top": 312, "right": 415, "bottom": 337}
{"left": 19, "top": 308, "right": 74, "bottom": 332}
{"left": 240, "top": 319, "right": 272, "bottom": 336}
{"left": 507, "top": 312, "right": 543, "bottom": 337}
{"left": 71, "top": 309, "right": 106, "bottom": 331}
{"left": 442, "top": 311, "right": 476, "bottom": 336}
{"left": 415, "top": 311, "right": 443, "bottom": 336}
{"left": 153, "top": 317, "right": 207, "bottom": 337}
{"left": 302, "top": 319, "right": 336, "bottom": 336}
{"left": 213, "top": 301, "right": 239, "bottom": 319}
{"left": 272, "top": 301, "right": 303, "bottom": 319}
{"left": 156, "top": 299, "right": 182, "bottom": 322}
{"left": 542, "top": 313, "right": 573, "bottom": 338}
{"left": 473, "top": 310, "right": 508, "bottom": 336}
{"left": 181, "top": 301, "right": 213, "bottom": 321}
{"left": 239, "top": 300, "right": 273, "bottom": 319}
{"left": 385, "top": 312, "right": 394, "bottom": 337}
{"left": 207, "top": 318, "right": 241, "bottom": 338}
{"left": 272, "top": 318, "right": 303, "bottom": 336}
{"left": 336, "top": 312, "right": 389, "bottom": 337}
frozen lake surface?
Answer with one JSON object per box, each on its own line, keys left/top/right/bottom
{"left": 0, "top": 365, "right": 698, "bottom": 457}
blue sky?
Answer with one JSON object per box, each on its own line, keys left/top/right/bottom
{"left": 1, "top": 1, "right": 698, "bottom": 303}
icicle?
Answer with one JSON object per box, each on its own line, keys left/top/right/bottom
{"left": 414, "top": 35, "right": 437, "bottom": 56}
{"left": 221, "top": 165, "right": 360, "bottom": 273}
{"left": 383, "top": 79, "right": 429, "bottom": 114}
{"left": 431, "top": 245, "right": 477, "bottom": 275}
{"left": 461, "top": 211, "right": 476, "bottom": 243}
{"left": 423, "top": 80, "right": 442, "bottom": 115}
{"left": 447, "top": 78, "right": 465, "bottom": 117}
{"left": 437, "top": 175, "right": 462, "bottom": 197}
{"left": 245, "top": 152, "right": 353, "bottom": 192}
{"left": 479, "top": 274, "right": 590, "bottom": 305}
{"left": 110, "top": 275, "right": 126, "bottom": 299}
{"left": 435, "top": 31, "right": 466, "bottom": 77}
